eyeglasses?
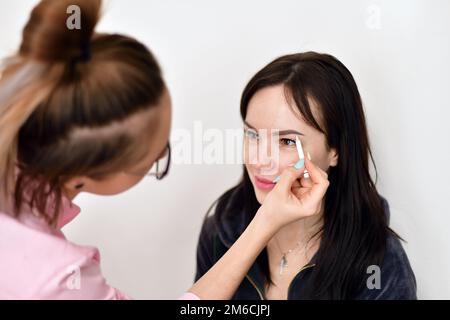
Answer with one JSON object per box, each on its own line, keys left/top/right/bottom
{"left": 149, "top": 143, "right": 171, "bottom": 180}
{"left": 125, "top": 142, "right": 171, "bottom": 180}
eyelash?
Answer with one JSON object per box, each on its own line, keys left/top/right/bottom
{"left": 244, "top": 129, "right": 259, "bottom": 140}
{"left": 245, "top": 129, "right": 297, "bottom": 147}
{"left": 280, "top": 138, "right": 296, "bottom": 147}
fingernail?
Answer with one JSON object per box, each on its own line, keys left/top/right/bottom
{"left": 273, "top": 176, "right": 280, "bottom": 183}
{"left": 304, "top": 170, "right": 310, "bottom": 179}
{"left": 294, "top": 159, "right": 304, "bottom": 170}
{"left": 307, "top": 152, "right": 311, "bottom": 160}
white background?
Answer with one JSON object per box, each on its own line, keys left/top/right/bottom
{"left": 1, "top": 0, "right": 449, "bottom": 299}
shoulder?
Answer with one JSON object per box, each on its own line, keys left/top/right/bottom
{"left": 357, "top": 232, "right": 417, "bottom": 300}
{"left": 0, "top": 212, "right": 122, "bottom": 299}
{"left": 200, "top": 214, "right": 219, "bottom": 241}
{"left": 383, "top": 232, "right": 417, "bottom": 293}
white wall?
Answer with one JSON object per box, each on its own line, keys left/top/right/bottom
{"left": 1, "top": 0, "right": 449, "bottom": 299}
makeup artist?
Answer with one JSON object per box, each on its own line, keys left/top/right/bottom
{"left": 0, "top": 0, "right": 329, "bottom": 299}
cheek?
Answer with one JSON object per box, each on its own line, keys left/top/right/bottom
{"left": 91, "top": 173, "right": 144, "bottom": 195}
{"left": 243, "top": 168, "right": 268, "bottom": 205}
{"left": 277, "top": 149, "right": 299, "bottom": 171}
{"left": 244, "top": 164, "right": 254, "bottom": 180}
{"left": 243, "top": 140, "right": 258, "bottom": 164}
{"left": 306, "top": 147, "right": 331, "bottom": 172}
{"left": 117, "top": 173, "right": 146, "bottom": 193}
{"left": 278, "top": 152, "right": 294, "bottom": 168}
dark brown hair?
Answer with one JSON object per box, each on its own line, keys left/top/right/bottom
{"left": 0, "top": 0, "right": 165, "bottom": 225}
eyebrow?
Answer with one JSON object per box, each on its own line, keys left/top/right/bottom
{"left": 244, "top": 120, "right": 304, "bottom": 136}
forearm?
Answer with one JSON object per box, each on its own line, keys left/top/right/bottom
{"left": 188, "top": 208, "right": 273, "bottom": 300}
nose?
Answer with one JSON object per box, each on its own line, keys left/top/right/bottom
{"left": 251, "top": 138, "right": 279, "bottom": 174}
{"left": 254, "top": 152, "right": 272, "bottom": 169}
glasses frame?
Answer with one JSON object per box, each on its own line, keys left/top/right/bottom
{"left": 148, "top": 142, "right": 171, "bottom": 180}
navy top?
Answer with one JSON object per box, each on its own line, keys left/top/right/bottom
{"left": 195, "top": 192, "right": 417, "bottom": 300}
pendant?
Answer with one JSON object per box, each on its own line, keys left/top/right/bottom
{"left": 279, "top": 255, "right": 288, "bottom": 275}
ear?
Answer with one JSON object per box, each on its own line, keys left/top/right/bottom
{"left": 328, "top": 148, "right": 339, "bottom": 167}
{"left": 63, "top": 177, "right": 87, "bottom": 191}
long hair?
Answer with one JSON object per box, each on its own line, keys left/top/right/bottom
{"left": 214, "top": 52, "right": 394, "bottom": 299}
{"left": 0, "top": 0, "right": 165, "bottom": 225}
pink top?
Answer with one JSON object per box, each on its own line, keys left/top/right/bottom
{"left": 0, "top": 195, "right": 199, "bottom": 300}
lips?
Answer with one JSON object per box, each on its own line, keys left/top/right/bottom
{"left": 254, "top": 175, "right": 276, "bottom": 191}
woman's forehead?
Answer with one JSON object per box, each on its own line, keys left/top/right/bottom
{"left": 245, "top": 85, "right": 320, "bottom": 134}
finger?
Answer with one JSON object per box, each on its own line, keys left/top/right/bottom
{"left": 304, "top": 155, "right": 326, "bottom": 185}
{"left": 300, "top": 174, "right": 313, "bottom": 188}
{"left": 275, "top": 165, "right": 305, "bottom": 193}
{"left": 304, "top": 155, "right": 329, "bottom": 198}
{"left": 306, "top": 154, "right": 329, "bottom": 180}
{"left": 293, "top": 186, "right": 309, "bottom": 198}
{"left": 291, "top": 178, "right": 302, "bottom": 189}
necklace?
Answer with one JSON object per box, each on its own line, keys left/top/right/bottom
{"left": 274, "top": 236, "right": 308, "bottom": 276}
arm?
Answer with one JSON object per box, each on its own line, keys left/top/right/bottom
{"left": 194, "top": 216, "right": 216, "bottom": 282}
{"left": 188, "top": 207, "right": 274, "bottom": 300}
{"left": 44, "top": 250, "right": 132, "bottom": 300}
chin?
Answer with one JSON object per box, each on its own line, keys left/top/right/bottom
{"left": 253, "top": 187, "right": 266, "bottom": 205}
{"left": 247, "top": 169, "right": 271, "bottom": 204}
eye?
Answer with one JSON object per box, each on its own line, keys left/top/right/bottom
{"left": 280, "top": 138, "right": 296, "bottom": 147}
{"left": 244, "top": 128, "right": 259, "bottom": 140}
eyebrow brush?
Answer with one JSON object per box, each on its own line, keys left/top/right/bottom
{"left": 295, "top": 136, "right": 309, "bottom": 179}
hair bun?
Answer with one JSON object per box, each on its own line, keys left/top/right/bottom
{"left": 19, "top": 0, "right": 101, "bottom": 62}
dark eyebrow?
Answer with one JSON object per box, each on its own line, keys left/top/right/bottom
{"left": 277, "top": 129, "right": 304, "bottom": 136}
{"left": 243, "top": 120, "right": 304, "bottom": 136}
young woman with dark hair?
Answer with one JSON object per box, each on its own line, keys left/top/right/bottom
{"left": 195, "top": 52, "right": 417, "bottom": 299}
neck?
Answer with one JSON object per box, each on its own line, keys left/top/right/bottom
{"left": 269, "top": 207, "right": 324, "bottom": 255}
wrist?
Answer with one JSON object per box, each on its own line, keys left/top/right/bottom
{"left": 253, "top": 207, "right": 278, "bottom": 240}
